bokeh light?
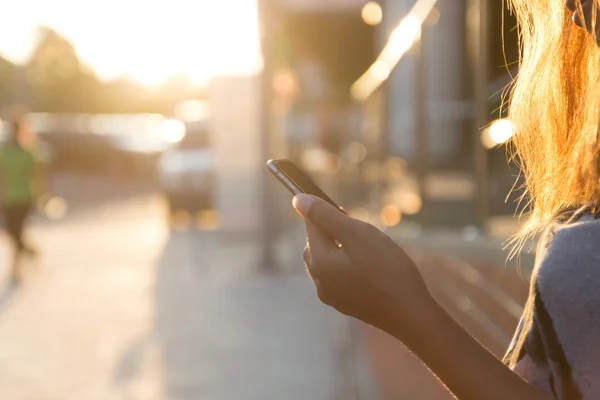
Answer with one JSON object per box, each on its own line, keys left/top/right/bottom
{"left": 380, "top": 204, "right": 402, "bottom": 227}
{"left": 362, "top": 2, "right": 383, "bottom": 26}
{"left": 481, "top": 118, "right": 514, "bottom": 149}
{"left": 44, "top": 196, "right": 69, "bottom": 220}
{"left": 160, "top": 119, "right": 186, "bottom": 143}
{"left": 400, "top": 192, "right": 423, "bottom": 215}
{"left": 301, "top": 148, "right": 339, "bottom": 173}
{"left": 195, "top": 210, "right": 221, "bottom": 231}
{"left": 489, "top": 119, "right": 514, "bottom": 144}
{"left": 345, "top": 141, "right": 368, "bottom": 165}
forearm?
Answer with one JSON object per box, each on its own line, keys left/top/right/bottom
{"left": 387, "top": 297, "right": 549, "bottom": 400}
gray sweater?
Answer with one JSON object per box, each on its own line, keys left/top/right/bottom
{"left": 504, "top": 209, "right": 600, "bottom": 399}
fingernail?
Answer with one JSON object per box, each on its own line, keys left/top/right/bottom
{"left": 293, "top": 194, "right": 314, "bottom": 217}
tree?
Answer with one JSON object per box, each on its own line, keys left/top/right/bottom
{"left": 26, "top": 27, "right": 102, "bottom": 112}
{"left": 20, "top": 26, "right": 204, "bottom": 115}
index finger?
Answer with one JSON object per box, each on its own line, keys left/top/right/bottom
{"left": 305, "top": 220, "right": 337, "bottom": 261}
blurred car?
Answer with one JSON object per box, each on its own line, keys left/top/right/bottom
{"left": 157, "top": 124, "right": 213, "bottom": 213}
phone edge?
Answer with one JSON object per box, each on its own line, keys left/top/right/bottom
{"left": 266, "top": 159, "right": 304, "bottom": 196}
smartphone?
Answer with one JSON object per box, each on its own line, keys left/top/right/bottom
{"left": 267, "top": 159, "right": 342, "bottom": 210}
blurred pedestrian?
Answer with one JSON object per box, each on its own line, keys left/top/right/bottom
{"left": 293, "top": 1, "right": 600, "bottom": 399}
{"left": 0, "top": 116, "right": 42, "bottom": 280}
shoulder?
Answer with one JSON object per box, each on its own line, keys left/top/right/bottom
{"left": 536, "top": 214, "right": 600, "bottom": 290}
{"left": 533, "top": 215, "right": 600, "bottom": 392}
{"left": 545, "top": 215, "right": 600, "bottom": 260}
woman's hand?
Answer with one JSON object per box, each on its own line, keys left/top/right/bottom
{"left": 566, "top": 0, "right": 600, "bottom": 44}
{"left": 294, "top": 194, "right": 552, "bottom": 400}
{"left": 293, "top": 193, "right": 433, "bottom": 335}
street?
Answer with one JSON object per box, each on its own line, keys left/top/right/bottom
{"left": 0, "top": 193, "right": 342, "bottom": 400}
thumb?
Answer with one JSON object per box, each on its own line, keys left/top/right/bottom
{"left": 293, "top": 194, "right": 356, "bottom": 245}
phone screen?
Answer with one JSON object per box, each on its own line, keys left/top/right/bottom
{"left": 267, "top": 159, "right": 341, "bottom": 210}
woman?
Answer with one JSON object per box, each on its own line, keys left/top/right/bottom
{"left": 0, "top": 118, "right": 41, "bottom": 278}
{"left": 294, "top": 1, "right": 600, "bottom": 399}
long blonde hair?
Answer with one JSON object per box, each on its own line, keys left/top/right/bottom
{"left": 508, "top": 0, "right": 600, "bottom": 243}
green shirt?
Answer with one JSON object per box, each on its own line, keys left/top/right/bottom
{"left": 0, "top": 144, "right": 38, "bottom": 205}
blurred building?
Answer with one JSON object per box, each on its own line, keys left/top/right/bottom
{"left": 277, "top": 0, "right": 377, "bottom": 159}
{"left": 379, "top": 0, "right": 518, "bottom": 168}
{"left": 380, "top": 1, "right": 468, "bottom": 166}
{"left": 374, "top": 1, "right": 521, "bottom": 224}
{"left": 271, "top": 0, "right": 521, "bottom": 225}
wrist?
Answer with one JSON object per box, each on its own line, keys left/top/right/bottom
{"left": 389, "top": 294, "right": 474, "bottom": 372}
{"left": 386, "top": 290, "right": 444, "bottom": 346}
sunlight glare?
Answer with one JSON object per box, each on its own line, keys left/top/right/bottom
{"left": 388, "top": 16, "right": 422, "bottom": 56}
{"left": 0, "top": 0, "right": 262, "bottom": 87}
{"left": 371, "top": 61, "right": 391, "bottom": 81}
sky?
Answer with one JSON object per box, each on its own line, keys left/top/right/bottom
{"left": 0, "top": 0, "right": 262, "bottom": 86}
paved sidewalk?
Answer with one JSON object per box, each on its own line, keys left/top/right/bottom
{"left": 155, "top": 228, "right": 346, "bottom": 400}
{"left": 0, "top": 195, "right": 346, "bottom": 400}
